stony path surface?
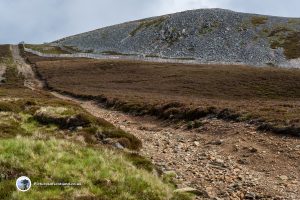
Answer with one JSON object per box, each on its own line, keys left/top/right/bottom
{"left": 51, "top": 92, "right": 300, "bottom": 200}
{"left": 13, "top": 46, "right": 300, "bottom": 199}
{"left": 11, "top": 45, "right": 43, "bottom": 89}
{"left": 0, "top": 64, "right": 6, "bottom": 83}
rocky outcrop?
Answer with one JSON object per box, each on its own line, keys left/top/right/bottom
{"left": 52, "top": 9, "right": 300, "bottom": 67}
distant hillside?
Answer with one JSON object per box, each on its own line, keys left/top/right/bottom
{"left": 52, "top": 9, "right": 300, "bottom": 67}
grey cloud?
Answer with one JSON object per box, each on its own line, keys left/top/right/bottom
{"left": 224, "top": 0, "right": 300, "bottom": 17}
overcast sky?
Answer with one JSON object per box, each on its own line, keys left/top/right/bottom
{"left": 0, "top": 0, "right": 299, "bottom": 44}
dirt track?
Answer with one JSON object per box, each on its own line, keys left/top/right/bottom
{"left": 0, "top": 64, "right": 6, "bottom": 83}
{"left": 51, "top": 92, "right": 300, "bottom": 199}
{"left": 11, "top": 45, "right": 43, "bottom": 89}
{"left": 14, "top": 46, "right": 300, "bottom": 199}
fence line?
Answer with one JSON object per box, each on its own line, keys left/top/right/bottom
{"left": 23, "top": 48, "right": 209, "bottom": 64}
{"left": 23, "top": 46, "right": 300, "bottom": 68}
{"left": 28, "top": 47, "right": 299, "bottom": 68}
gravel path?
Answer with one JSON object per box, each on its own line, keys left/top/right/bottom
{"left": 13, "top": 46, "right": 300, "bottom": 199}
{"left": 51, "top": 92, "right": 300, "bottom": 200}
{"left": 11, "top": 45, "right": 44, "bottom": 89}
{"left": 0, "top": 64, "right": 6, "bottom": 83}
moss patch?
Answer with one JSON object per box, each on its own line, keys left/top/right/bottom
{"left": 251, "top": 16, "right": 268, "bottom": 26}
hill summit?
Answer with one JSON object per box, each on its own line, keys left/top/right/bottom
{"left": 53, "top": 9, "right": 300, "bottom": 67}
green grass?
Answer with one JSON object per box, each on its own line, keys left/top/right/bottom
{"left": 0, "top": 137, "right": 188, "bottom": 200}
{"left": 125, "top": 153, "right": 154, "bottom": 172}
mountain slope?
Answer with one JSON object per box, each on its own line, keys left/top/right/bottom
{"left": 52, "top": 9, "right": 300, "bottom": 67}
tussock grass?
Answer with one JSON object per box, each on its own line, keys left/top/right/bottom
{"left": 0, "top": 137, "right": 187, "bottom": 200}
{"left": 125, "top": 153, "right": 154, "bottom": 172}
